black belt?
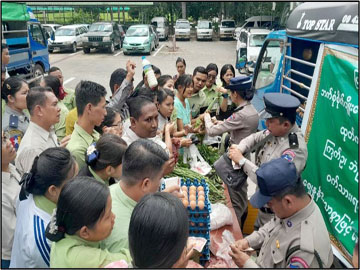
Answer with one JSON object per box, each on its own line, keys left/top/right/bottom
{"left": 260, "top": 207, "right": 274, "bottom": 214}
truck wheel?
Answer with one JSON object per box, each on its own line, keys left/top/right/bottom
{"left": 71, "top": 43, "right": 77, "bottom": 53}
{"left": 83, "top": 48, "right": 90, "bottom": 54}
{"left": 34, "top": 64, "right": 44, "bottom": 78}
{"left": 109, "top": 42, "right": 115, "bottom": 53}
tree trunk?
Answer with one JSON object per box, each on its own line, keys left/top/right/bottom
{"left": 221, "top": 2, "right": 225, "bottom": 20}
{"left": 181, "top": 2, "right": 186, "bottom": 19}
{"left": 110, "top": 7, "right": 113, "bottom": 22}
{"left": 170, "top": 3, "right": 174, "bottom": 35}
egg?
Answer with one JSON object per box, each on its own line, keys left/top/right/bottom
{"left": 197, "top": 186, "right": 204, "bottom": 192}
{"left": 190, "top": 222, "right": 196, "bottom": 227}
{"left": 189, "top": 185, "right": 196, "bottom": 192}
{"left": 189, "top": 189, "right": 196, "bottom": 196}
{"left": 198, "top": 190, "right": 205, "bottom": 196}
{"left": 182, "top": 191, "right": 188, "bottom": 198}
{"left": 198, "top": 195, "right": 205, "bottom": 202}
{"left": 189, "top": 194, "right": 196, "bottom": 201}
{"left": 181, "top": 186, "right": 188, "bottom": 192}
{"left": 198, "top": 201, "right": 205, "bottom": 210}
{"left": 190, "top": 200, "right": 196, "bottom": 210}
{"left": 182, "top": 199, "right": 188, "bottom": 208}
{"left": 199, "top": 222, "right": 204, "bottom": 227}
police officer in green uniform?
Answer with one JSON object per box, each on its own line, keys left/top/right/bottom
{"left": 205, "top": 76, "right": 259, "bottom": 229}
{"left": 229, "top": 93, "right": 308, "bottom": 230}
{"left": 229, "top": 158, "right": 333, "bottom": 268}
{"left": 1, "top": 77, "right": 30, "bottom": 150}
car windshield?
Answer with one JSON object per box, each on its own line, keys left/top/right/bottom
{"left": 55, "top": 29, "right": 75, "bottom": 36}
{"left": 222, "top": 21, "right": 235, "bottom": 28}
{"left": 126, "top": 27, "right": 149, "bottom": 37}
{"left": 89, "top": 24, "right": 112, "bottom": 32}
{"left": 152, "top": 21, "right": 164, "bottom": 28}
{"left": 176, "top": 22, "right": 190, "bottom": 29}
{"left": 249, "top": 34, "right": 267, "bottom": 47}
{"left": 198, "top": 21, "right": 211, "bottom": 29}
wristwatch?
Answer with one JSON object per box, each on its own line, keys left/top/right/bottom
{"left": 238, "top": 158, "right": 247, "bottom": 168}
{"left": 222, "top": 93, "right": 229, "bottom": 98}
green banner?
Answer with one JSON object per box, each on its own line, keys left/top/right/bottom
{"left": 302, "top": 47, "right": 358, "bottom": 255}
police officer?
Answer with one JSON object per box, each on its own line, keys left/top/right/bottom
{"left": 229, "top": 93, "right": 308, "bottom": 230}
{"left": 1, "top": 77, "right": 30, "bottom": 151}
{"left": 229, "top": 158, "right": 333, "bottom": 268}
{"left": 205, "top": 76, "right": 259, "bottom": 230}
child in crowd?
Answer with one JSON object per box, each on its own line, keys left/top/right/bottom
{"left": 129, "top": 192, "right": 193, "bottom": 268}
{"left": 46, "top": 177, "right": 131, "bottom": 268}
{"left": 78, "top": 134, "right": 127, "bottom": 186}
{"left": 40, "top": 75, "right": 69, "bottom": 141}
{"left": 158, "top": 75, "right": 175, "bottom": 91}
{"left": 95, "top": 107, "right": 123, "bottom": 137}
{"left": 1, "top": 132, "right": 21, "bottom": 269}
{"left": 1, "top": 77, "right": 30, "bottom": 150}
{"left": 10, "top": 147, "right": 78, "bottom": 268}
{"left": 173, "top": 57, "right": 186, "bottom": 83}
{"left": 174, "top": 74, "right": 194, "bottom": 148}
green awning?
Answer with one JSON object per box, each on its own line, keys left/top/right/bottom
{"left": 2, "top": 2, "right": 30, "bottom": 21}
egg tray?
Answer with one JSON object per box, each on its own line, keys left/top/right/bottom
{"left": 188, "top": 213, "right": 210, "bottom": 224}
{"left": 189, "top": 229, "right": 210, "bottom": 240}
{"left": 181, "top": 178, "right": 212, "bottom": 215}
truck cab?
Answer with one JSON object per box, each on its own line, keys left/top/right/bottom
{"left": 250, "top": 3, "right": 358, "bottom": 267}
{"left": 2, "top": 2, "right": 50, "bottom": 80}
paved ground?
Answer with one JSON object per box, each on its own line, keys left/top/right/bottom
{"left": 49, "top": 38, "right": 238, "bottom": 99}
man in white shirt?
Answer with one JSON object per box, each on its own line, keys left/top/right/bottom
{"left": 15, "top": 86, "right": 61, "bottom": 175}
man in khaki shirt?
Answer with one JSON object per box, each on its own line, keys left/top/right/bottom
{"left": 66, "top": 80, "right": 107, "bottom": 169}
{"left": 229, "top": 158, "right": 333, "bottom": 268}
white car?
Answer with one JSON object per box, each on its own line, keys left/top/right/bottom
{"left": 236, "top": 28, "right": 272, "bottom": 73}
{"left": 175, "top": 19, "right": 191, "bottom": 40}
{"left": 196, "top": 20, "right": 213, "bottom": 41}
{"left": 48, "top": 25, "right": 87, "bottom": 53}
{"left": 219, "top": 19, "right": 236, "bottom": 40}
{"left": 234, "top": 16, "right": 276, "bottom": 39}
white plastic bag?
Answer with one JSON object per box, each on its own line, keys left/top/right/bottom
{"left": 215, "top": 230, "right": 236, "bottom": 267}
{"left": 183, "top": 140, "right": 212, "bottom": 176}
{"left": 210, "top": 203, "right": 233, "bottom": 230}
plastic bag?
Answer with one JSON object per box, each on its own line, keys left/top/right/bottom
{"left": 203, "top": 134, "right": 222, "bottom": 146}
{"left": 215, "top": 230, "right": 237, "bottom": 268}
{"left": 210, "top": 203, "right": 233, "bottom": 230}
{"left": 183, "top": 141, "right": 212, "bottom": 176}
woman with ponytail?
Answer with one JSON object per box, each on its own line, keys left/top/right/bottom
{"left": 78, "top": 134, "right": 127, "bottom": 186}
{"left": 46, "top": 177, "right": 131, "bottom": 268}
{"left": 10, "top": 147, "right": 78, "bottom": 268}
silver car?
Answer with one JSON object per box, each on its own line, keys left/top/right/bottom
{"left": 175, "top": 19, "right": 191, "bottom": 41}
{"left": 196, "top": 20, "right": 213, "bottom": 41}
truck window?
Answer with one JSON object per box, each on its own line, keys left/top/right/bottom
{"left": 29, "top": 23, "right": 46, "bottom": 46}
{"left": 254, "top": 39, "right": 283, "bottom": 89}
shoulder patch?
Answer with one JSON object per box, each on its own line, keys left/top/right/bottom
{"left": 290, "top": 257, "right": 309, "bottom": 268}
{"left": 227, "top": 113, "right": 236, "bottom": 121}
{"left": 281, "top": 149, "right": 296, "bottom": 162}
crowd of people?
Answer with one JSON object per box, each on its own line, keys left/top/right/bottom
{"left": 1, "top": 40, "right": 359, "bottom": 269}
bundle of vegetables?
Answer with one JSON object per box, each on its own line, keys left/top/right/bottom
{"left": 168, "top": 145, "right": 225, "bottom": 204}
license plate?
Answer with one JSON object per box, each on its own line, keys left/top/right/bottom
{"left": 54, "top": 47, "right": 60, "bottom": 51}
{"left": 92, "top": 42, "right": 99, "bottom": 46}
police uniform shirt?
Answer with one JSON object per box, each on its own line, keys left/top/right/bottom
{"left": 204, "top": 101, "right": 259, "bottom": 145}
{"left": 2, "top": 105, "right": 29, "bottom": 148}
{"left": 244, "top": 197, "right": 333, "bottom": 268}
{"left": 234, "top": 124, "right": 308, "bottom": 185}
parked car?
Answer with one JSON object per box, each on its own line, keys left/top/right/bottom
{"left": 234, "top": 16, "right": 278, "bottom": 39}
{"left": 150, "top": 25, "right": 159, "bottom": 48}
{"left": 83, "top": 22, "right": 124, "bottom": 53}
{"left": 196, "top": 20, "right": 213, "bottom": 41}
{"left": 122, "top": 25, "right": 156, "bottom": 55}
{"left": 175, "top": 19, "right": 191, "bottom": 40}
{"left": 151, "top": 17, "right": 169, "bottom": 40}
{"left": 236, "top": 28, "right": 271, "bottom": 73}
{"left": 48, "top": 25, "right": 87, "bottom": 53}
{"left": 219, "top": 19, "right": 236, "bottom": 40}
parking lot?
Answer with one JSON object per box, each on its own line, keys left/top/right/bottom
{"left": 49, "top": 38, "right": 237, "bottom": 98}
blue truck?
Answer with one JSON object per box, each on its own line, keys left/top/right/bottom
{"left": 2, "top": 2, "right": 50, "bottom": 80}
